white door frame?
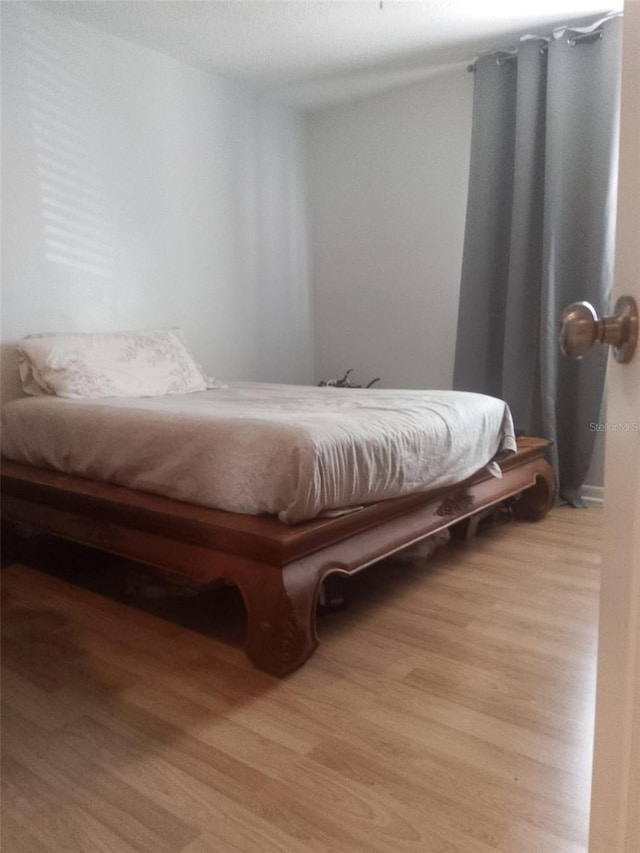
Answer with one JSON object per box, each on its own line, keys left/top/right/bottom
{"left": 589, "top": 2, "right": 640, "bottom": 850}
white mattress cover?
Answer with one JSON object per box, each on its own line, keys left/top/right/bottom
{"left": 1, "top": 381, "right": 517, "bottom": 524}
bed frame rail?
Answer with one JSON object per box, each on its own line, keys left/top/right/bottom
{"left": 1, "top": 437, "right": 555, "bottom": 676}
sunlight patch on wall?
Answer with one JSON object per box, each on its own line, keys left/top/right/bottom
{"left": 20, "top": 7, "right": 116, "bottom": 279}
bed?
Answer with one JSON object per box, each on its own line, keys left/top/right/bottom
{"left": 0, "top": 331, "right": 556, "bottom": 675}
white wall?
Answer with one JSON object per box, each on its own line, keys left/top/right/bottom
{"left": 1, "top": 4, "right": 314, "bottom": 402}
{"left": 308, "top": 70, "right": 473, "bottom": 390}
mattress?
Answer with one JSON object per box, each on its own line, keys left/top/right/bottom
{"left": 1, "top": 381, "right": 516, "bottom": 524}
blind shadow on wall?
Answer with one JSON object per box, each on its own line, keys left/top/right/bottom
{"left": 20, "top": 5, "right": 115, "bottom": 280}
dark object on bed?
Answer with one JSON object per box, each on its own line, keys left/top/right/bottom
{"left": 0, "top": 437, "right": 554, "bottom": 677}
{"left": 318, "top": 368, "right": 380, "bottom": 388}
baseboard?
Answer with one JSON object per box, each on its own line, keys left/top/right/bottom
{"left": 581, "top": 484, "right": 604, "bottom": 506}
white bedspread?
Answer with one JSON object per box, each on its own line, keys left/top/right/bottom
{"left": 1, "top": 382, "right": 516, "bottom": 524}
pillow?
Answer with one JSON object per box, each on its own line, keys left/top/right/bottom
{"left": 18, "top": 329, "right": 213, "bottom": 399}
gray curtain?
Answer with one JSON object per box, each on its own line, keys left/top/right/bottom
{"left": 453, "top": 15, "right": 622, "bottom": 504}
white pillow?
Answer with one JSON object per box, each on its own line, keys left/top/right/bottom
{"left": 18, "top": 329, "right": 213, "bottom": 398}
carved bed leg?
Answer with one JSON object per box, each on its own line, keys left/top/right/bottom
{"left": 512, "top": 460, "right": 556, "bottom": 521}
{"left": 238, "top": 562, "right": 322, "bottom": 677}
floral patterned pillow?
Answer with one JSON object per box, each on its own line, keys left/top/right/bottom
{"left": 18, "top": 329, "right": 215, "bottom": 398}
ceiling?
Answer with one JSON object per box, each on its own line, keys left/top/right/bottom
{"left": 39, "top": 1, "right": 622, "bottom": 108}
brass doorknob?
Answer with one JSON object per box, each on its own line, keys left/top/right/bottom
{"left": 560, "top": 296, "right": 638, "bottom": 363}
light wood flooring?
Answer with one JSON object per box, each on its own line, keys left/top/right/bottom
{"left": 1, "top": 506, "right": 602, "bottom": 853}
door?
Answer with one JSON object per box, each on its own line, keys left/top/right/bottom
{"left": 589, "top": 2, "right": 640, "bottom": 850}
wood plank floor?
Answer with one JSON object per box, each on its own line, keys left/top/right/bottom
{"left": 1, "top": 506, "right": 602, "bottom": 853}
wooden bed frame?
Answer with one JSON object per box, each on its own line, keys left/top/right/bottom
{"left": 0, "top": 437, "right": 555, "bottom": 676}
